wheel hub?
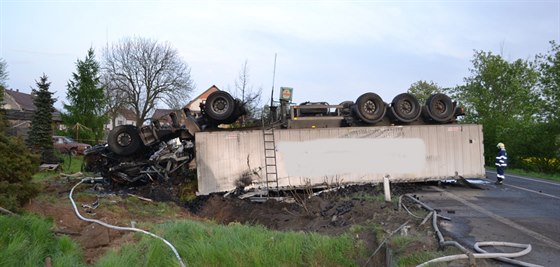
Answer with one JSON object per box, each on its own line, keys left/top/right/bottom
{"left": 117, "top": 133, "right": 132, "bottom": 147}
{"left": 364, "top": 100, "right": 376, "bottom": 114}
{"left": 435, "top": 100, "right": 447, "bottom": 114}
{"left": 399, "top": 100, "right": 412, "bottom": 114}
{"left": 213, "top": 99, "right": 228, "bottom": 114}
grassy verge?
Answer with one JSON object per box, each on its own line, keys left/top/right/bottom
{"left": 97, "top": 220, "right": 363, "bottom": 267}
{"left": 1, "top": 214, "right": 365, "bottom": 267}
{"left": 486, "top": 167, "right": 560, "bottom": 182}
{"left": 0, "top": 214, "right": 84, "bottom": 266}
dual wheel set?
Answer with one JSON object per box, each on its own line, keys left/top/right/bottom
{"left": 106, "top": 91, "right": 461, "bottom": 157}
{"left": 349, "top": 92, "right": 460, "bottom": 124}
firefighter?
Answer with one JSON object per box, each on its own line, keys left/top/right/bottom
{"left": 495, "top": 142, "right": 508, "bottom": 185}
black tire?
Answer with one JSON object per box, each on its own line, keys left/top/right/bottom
{"left": 108, "top": 125, "right": 142, "bottom": 156}
{"left": 204, "top": 91, "right": 235, "bottom": 121}
{"left": 222, "top": 99, "right": 247, "bottom": 124}
{"left": 391, "top": 93, "right": 421, "bottom": 122}
{"left": 352, "top": 92, "right": 386, "bottom": 124}
{"left": 70, "top": 148, "right": 78, "bottom": 156}
{"left": 425, "top": 93, "right": 454, "bottom": 122}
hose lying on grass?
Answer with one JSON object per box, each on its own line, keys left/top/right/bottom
{"left": 401, "top": 194, "right": 542, "bottom": 267}
{"left": 69, "top": 177, "right": 186, "bottom": 267}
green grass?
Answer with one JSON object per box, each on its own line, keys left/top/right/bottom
{"left": 1, "top": 214, "right": 366, "bottom": 266}
{"left": 33, "top": 155, "right": 84, "bottom": 181}
{"left": 0, "top": 214, "right": 85, "bottom": 267}
{"left": 507, "top": 168, "right": 560, "bottom": 182}
{"left": 394, "top": 245, "right": 463, "bottom": 267}
{"left": 395, "top": 250, "right": 444, "bottom": 267}
{"left": 114, "top": 196, "right": 181, "bottom": 218}
{"left": 96, "top": 220, "right": 364, "bottom": 267}
{"left": 60, "top": 155, "right": 84, "bottom": 173}
{"left": 486, "top": 166, "right": 560, "bottom": 182}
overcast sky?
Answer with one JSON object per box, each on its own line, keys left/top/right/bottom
{"left": 1, "top": 0, "right": 559, "bottom": 110}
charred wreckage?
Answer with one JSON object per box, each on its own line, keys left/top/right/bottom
{"left": 84, "top": 90, "right": 464, "bottom": 187}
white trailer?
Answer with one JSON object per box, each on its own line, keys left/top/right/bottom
{"left": 195, "top": 124, "right": 485, "bottom": 195}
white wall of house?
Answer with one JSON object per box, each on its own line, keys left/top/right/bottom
{"left": 105, "top": 113, "right": 135, "bottom": 131}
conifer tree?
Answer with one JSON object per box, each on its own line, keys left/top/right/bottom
{"left": 26, "top": 74, "right": 57, "bottom": 163}
{"left": 63, "top": 48, "right": 107, "bottom": 143}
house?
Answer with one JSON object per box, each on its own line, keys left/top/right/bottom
{"left": 184, "top": 85, "right": 220, "bottom": 118}
{"left": 2, "top": 89, "right": 62, "bottom": 138}
{"left": 105, "top": 108, "right": 136, "bottom": 131}
{"left": 151, "top": 108, "right": 177, "bottom": 125}
{"left": 149, "top": 85, "right": 221, "bottom": 127}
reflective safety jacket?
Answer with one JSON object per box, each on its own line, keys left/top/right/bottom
{"left": 495, "top": 149, "right": 508, "bottom": 168}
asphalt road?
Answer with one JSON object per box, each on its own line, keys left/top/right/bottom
{"left": 413, "top": 171, "right": 560, "bottom": 267}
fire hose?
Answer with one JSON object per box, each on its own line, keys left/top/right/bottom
{"left": 69, "top": 177, "right": 186, "bottom": 267}
{"left": 402, "top": 194, "right": 542, "bottom": 267}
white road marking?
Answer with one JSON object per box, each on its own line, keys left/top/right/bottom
{"left": 486, "top": 171, "right": 560, "bottom": 186}
{"left": 431, "top": 186, "right": 560, "bottom": 250}
{"left": 505, "top": 184, "right": 560, "bottom": 200}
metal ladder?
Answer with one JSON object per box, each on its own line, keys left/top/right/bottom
{"left": 262, "top": 127, "right": 279, "bottom": 193}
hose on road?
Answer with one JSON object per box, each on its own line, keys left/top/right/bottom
{"left": 402, "top": 194, "right": 542, "bottom": 267}
{"left": 69, "top": 177, "right": 186, "bottom": 267}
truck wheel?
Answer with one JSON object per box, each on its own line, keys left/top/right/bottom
{"left": 205, "top": 91, "right": 235, "bottom": 121}
{"left": 108, "top": 125, "right": 142, "bottom": 156}
{"left": 391, "top": 93, "right": 421, "bottom": 122}
{"left": 425, "top": 93, "right": 454, "bottom": 122}
{"left": 353, "top": 92, "right": 386, "bottom": 124}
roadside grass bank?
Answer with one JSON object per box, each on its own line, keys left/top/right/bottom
{"left": 0, "top": 213, "right": 365, "bottom": 267}
{"left": 98, "top": 220, "right": 363, "bottom": 267}
{"left": 0, "top": 214, "right": 84, "bottom": 267}
{"left": 486, "top": 166, "right": 560, "bottom": 182}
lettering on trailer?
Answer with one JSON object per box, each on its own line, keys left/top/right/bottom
{"left": 340, "top": 127, "right": 405, "bottom": 139}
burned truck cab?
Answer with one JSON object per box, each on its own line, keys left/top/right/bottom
{"left": 84, "top": 90, "right": 247, "bottom": 185}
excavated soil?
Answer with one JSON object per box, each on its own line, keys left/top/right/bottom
{"left": 25, "top": 176, "right": 443, "bottom": 265}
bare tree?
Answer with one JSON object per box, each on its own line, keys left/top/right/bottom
{"left": 102, "top": 37, "right": 195, "bottom": 126}
{"left": 101, "top": 73, "right": 125, "bottom": 129}
{"left": 233, "top": 60, "right": 262, "bottom": 125}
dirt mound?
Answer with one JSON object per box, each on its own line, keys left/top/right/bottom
{"left": 195, "top": 184, "right": 415, "bottom": 236}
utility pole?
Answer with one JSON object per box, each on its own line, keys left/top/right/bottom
{"left": 270, "top": 53, "right": 277, "bottom": 122}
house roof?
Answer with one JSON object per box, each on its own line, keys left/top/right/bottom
{"left": 152, "top": 109, "right": 175, "bottom": 121}
{"left": 185, "top": 85, "right": 220, "bottom": 109}
{"left": 118, "top": 108, "right": 137, "bottom": 121}
{"left": 4, "top": 89, "right": 62, "bottom": 122}
{"left": 5, "top": 89, "right": 36, "bottom": 111}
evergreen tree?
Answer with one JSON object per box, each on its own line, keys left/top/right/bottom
{"left": 0, "top": 133, "right": 40, "bottom": 211}
{"left": 0, "top": 58, "right": 40, "bottom": 212}
{"left": 26, "top": 74, "right": 57, "bottom": 163}
{"left": 62, "top": 48, "right": 107, "bottom": 143}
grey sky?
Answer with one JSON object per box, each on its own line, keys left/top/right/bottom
{"left": 1, "top": 0, "right": 558, "bottom": 110}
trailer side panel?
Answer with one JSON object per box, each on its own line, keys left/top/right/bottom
{"left": 195, "top": 124, "right": 485, "bottom": 195}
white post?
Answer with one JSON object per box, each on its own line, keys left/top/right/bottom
{"left": 384, "top": 175, "right": 391, "bottom": 202}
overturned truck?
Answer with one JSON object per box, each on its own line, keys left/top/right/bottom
{"left": 84, "top": 90, "right": 485, "bottom": 194}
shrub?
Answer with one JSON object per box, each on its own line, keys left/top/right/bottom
{"left": 520, "top": 157, "right": 560, "bottom": 174}
{"left": 0, "top": 134, "right": 40, "bottom": 211}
